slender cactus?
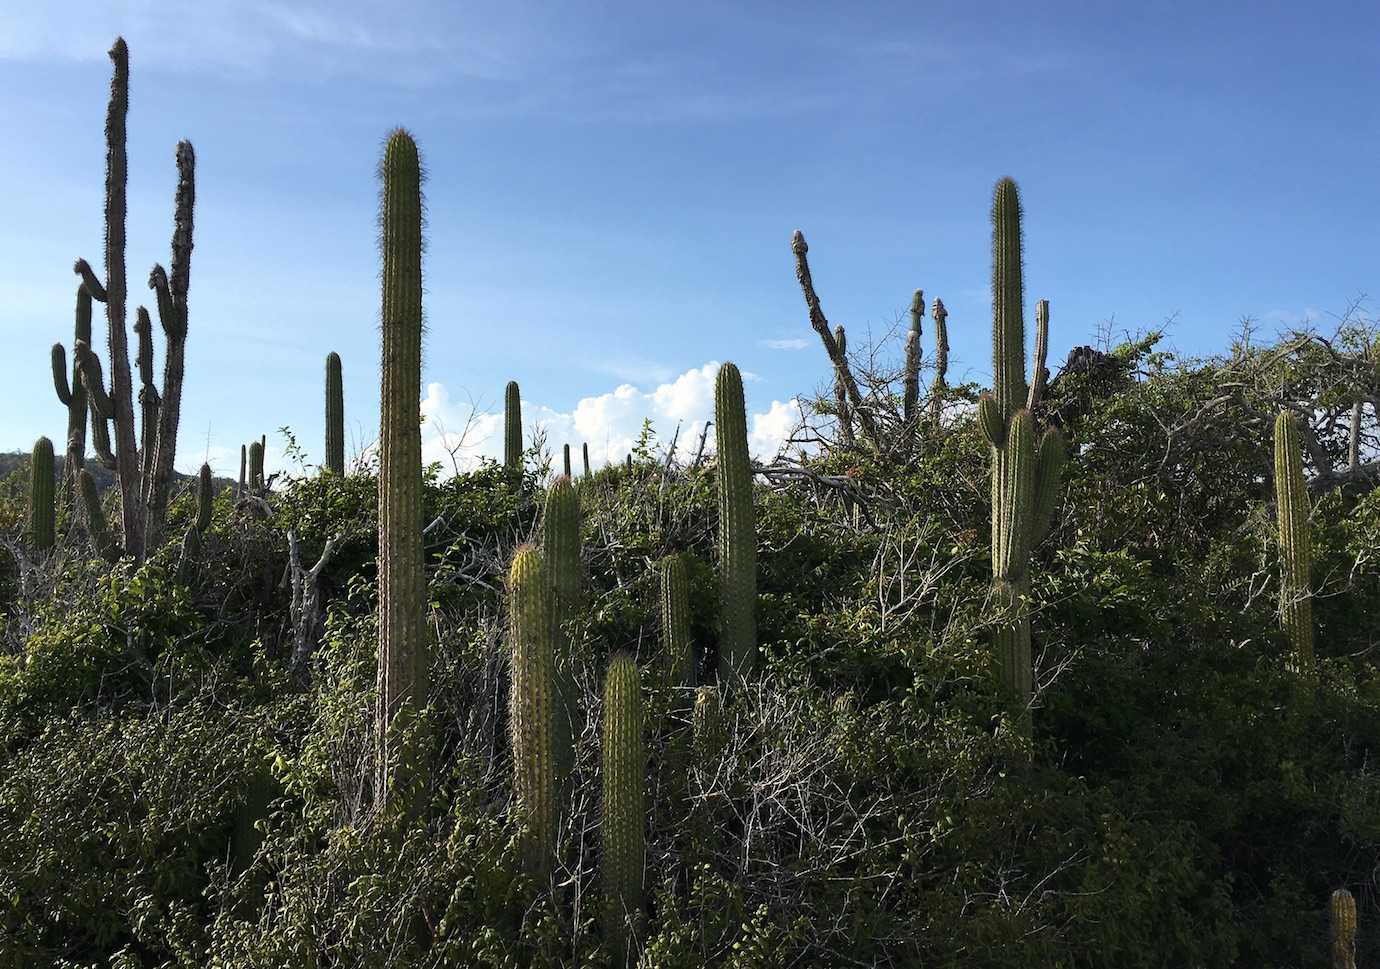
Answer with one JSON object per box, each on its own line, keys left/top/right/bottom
{"left": 563, "top": 443, "right": 572, "bottom": 479}
{"left": 602, "top": 652, "right": 645, "bottom": 964}
{"left": 508, "top": 545, "right": 557, "bottom": 878}
{"left": 583, "top": 442, "right": 591, "bottom": 477}
{"left": 1027, "top": 299, "right": 1049, "bottom": 410}
{"left": 249, "top": 440, "right": 265, "bottom": 493}
{"left": 78, "top": 469, "right": 116, "bottom": 561}
{"left": 51, "top": 283, "right": 94, "bottom": 497}
{"left": 902, "top": 289, "right": 923, "bottom": 425}
{"left": 542, "top": 476, "right": 581, "bottom": 792}
{"left": 325, "top": 351, "right": 345, "bottom": 475}
{"left": 504, "top": 380, "right": 522, "bottom": 471}
{"left": 978, "top": 178, "right": 1066, "bottom": 718}
{"left": 930, "top": 298, "right": 949, "bottom": 426}
{"left": 833, "top": 325, "right": 854, "bottom": 447}
{"left": 237, "top": 444, "right": 246, "bottom": 497}
{"left": 1331, "top": 888, "right": 1357, "bottom": 969}
{"left": 29, "top": 438, "right": 56, "bottom": 553}
{"left": 660, "top": 553, "right": 695, "bottom": 701}
{"left": 195, "top": 462, "right": 212, "bottom": 532}
{"left": 1274, "top": 410, "right": 1314, "bottom": 670}
{"left": 715, "top": 362, "right": 757, "bottom": 684}
{"left": 375, "top": 128, "right": 428, "bottom": 810}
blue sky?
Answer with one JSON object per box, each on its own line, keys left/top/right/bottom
{"left": 2, "top": 1, "right": 1377, "bottom": 475}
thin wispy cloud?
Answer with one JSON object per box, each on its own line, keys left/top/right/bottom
{"left": 760, "top": 338, "right": 810, "bottom": 351}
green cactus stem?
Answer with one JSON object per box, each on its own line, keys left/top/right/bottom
{"left": 626, "top": 453, "right": 633, "bottom": 473}
{"left": 29, "top": 437, "right": 56, "bottom": 553}
{"left": 691, "top": 684, "right": 725, "bottom": 769}
{"left": 583, "top": 442, "right": 591, "bottom": 477}
{"left": 833, "top": 325, "right": 854, "bottom": 447}
{"left": 602, "top": 652, "right": 645, "bottom": 964}
{"left": 504, "top": 380, "right": 522, "bottom": 471}
{"left": 195, "top": 462, "right": 212, "bottom": 532}
{"left": 1027, "top": 299, "right": 1049, "bottom": 410}
{"left": 248, "top": 440, "right": 265, "bottom": 493}
{"left": 902, "top": 289, "right": 923, "bottom": 425}
{"left": 563, "top": 443, "right": 572, "bottom": 479}
{"left": 78, "top": 469, "right": 116, "bottom": 561}
{"left": 542, "top": 475, "right": 581, "bottom": 792}
{"left": 375, "top": 128, "right": 428, "bottom": 810}
{"left": 1274, "top": 410, "right": 1314, "bottom": 671}
{"left": 1331, "top": 888, "right": 1357, "bottom": 969}
{"left": 660, "top": 553, "right": 695, "bottom": 700}
{"left": 508, "top": 545, "right": 558, "bottom": 878}
{"left": 51, "top": 282, "right": 94, "bottom": 497}
{"left": 237, "top": 444, "right": 246, "bottom": 497}
{"left": 715, "top": 362, "right": 757, "bottom": 684}
{"left": 325, "top": 351, "right": 344, "bottom": 475}
{"left": 930, "top": 298, "right": 949, "bottom": 426}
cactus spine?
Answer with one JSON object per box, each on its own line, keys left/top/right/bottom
{"left": 29, "top": 438, "right": 56, "bottom": 553}
{"left": 542, "top": 475, "right": 581, "bottom": 792}
{"left": 978, "top": 178, "right": 1066, "bottom": 715}
{"left": 930, "top": 298, "right": 948, "bottom": 425}
{"left": 1331, "top": 888, "right": 1357, "bottom": 969}
{"left": 70, "top": 38, "right": 196, "bottom": 559}
{"left": 504, "top": 380, "right": 522, "bottom": 470}
{"left": 902, "top": 289, "right": 923, "bottom": 425}
{"left": 508, "top": 545, "right": 557, "bottom": 878}
{"left": 375, "top": 128, "right": 428, "bottom": 809}
{"left": 660, "top": 553, "right": 695, "bottom": 699}
{"left": 602, "top": 652, "right": 645, "bottom": 963}
{"left": 51, "top": 282, "right": 94, "bottom": 497}
{"left": 325, "top": 351, "right": 344, "bottom": 475}
{"left": 715, "top": 362, "right": 757, "bottom": 684}
{"left": 833, "top": 325, "right": 854, "bottom": 447}
{"left": 1274, "top": 410, "right": 1314, "bottom": 670}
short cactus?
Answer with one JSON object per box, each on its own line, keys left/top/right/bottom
{"left": 78, "top": 469, "right": 116, "bottom": 561}
{"left": 325, "top": 351, "right": 344, "bottom": 475}
{"left": 51, "top": 282, "right": 94, "bottom": 497}
{"left": 508, "top": 545, "right": 558, "bottom": 878}
{"left": 691, "top": 684, "right": 726, "bottom": 769}
{"left": 1274, "top": 410, "right": 1314, "bottom": 670}
{"left": 1331, "top": 888, "right": 1357, "bottom": 969}
{"left": 660, "top": 553, "right": 695, "bottom": 701}
{"left": 602, "top": 652, "right": 645, "bottom": 963}
{"left": 196, "top": 462, "right": 212, "bottom": 532}
{"left": 504, "top": 380, "right": 522, "bottom": 470}
{"left": 715, "top": 362, "right": 757, "bottom": 684}
{"left": 29, "top": 437, "right": 56, "bottom": 553}
{"left": 375, "top": 128, "right": 428, "bottom": 809}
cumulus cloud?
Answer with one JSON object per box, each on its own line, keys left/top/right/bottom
{"left": 420, "top": 362, "right": 807, "bottom": 475}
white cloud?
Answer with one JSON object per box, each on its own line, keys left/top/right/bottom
{"left": 760, "top": 338, "right": 810, "bottom": 351}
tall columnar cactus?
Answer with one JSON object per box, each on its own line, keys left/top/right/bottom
{"left": 833, "top": 325, "right": 854, "bottom": 447}
{"left": 70, "top": 38, "right": 195, "bottom": 560}
{"left": 195, "top": 462, "right": 213, "bottom": 532}
{"left": 1331, "top": 888, "right": 1357, "bottom": 969}
{"left": 325, "top": 351, "right": 345, "bottom": 475}
{"left": 583, "top": 442, "right": 591, "bottom": 477}
{"left": 978, "top": 178, "right": 1067, "bottom": 715}
{"left": 504, "top": 380, "right": 522, "bottom": 471}
{"left": 51, "top": 282, "right": 95, "bottom": 497}
{"left": 248, "top": 440, "right": 265, "bottom": 493}
{"left": 715, "top": 362, "right": 757, "bottom": 684}
{"left": 375, "top": 128, "right": 428, "bottom": 809}
{"left": 930, "top": 297, "right": 949, "bottom": 426}
{"left": 602, "top": 652, "right": 645, "bottom": 964}
{"left": 237, "top": 444, "right": 246, "bottom": 497}
{"left": 660, "top": 553, "right": 695, "bottom": 700}
{"left": 542, "top": 475, "right": 581, "bottom": 791}
{"left": 563, "top": 443, "right": 572, "bottom": 479}
{"left": 29, "top": 437, "right": 56, "bottom": 553}
{"left": 1274, "top": 410, "right": 1314, "bottom": 670}
{"left": 508, "top": 545, "right": 557, "bottom": 878}
{"left": 78, "top": 469, "right": 116, "bottom": 561}
{"left": 902, "top": 289, "right": 924, "bottom": 425}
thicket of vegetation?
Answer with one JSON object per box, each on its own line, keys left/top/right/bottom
{"left": 2, "top": 36, "right": 1378, "bottom": 969}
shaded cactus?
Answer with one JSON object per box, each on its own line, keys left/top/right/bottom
{"left": 902, "top": 289, "right": 923, "bottom": 425}
{"left": 715, "top": 362, "right": 757, "bottom": 684}
{"left": 602, "top": 652, "right": 645, "bottom": 963}
{"left": 29, "top": 437, "right": 56, "bottom": 553}
{"left": 930, "top": 297, "right": 949, "bottom": 425}
{"left": 691, "top": 684, "right": 725, "bottom": 769}
{"left": 508, "top": 545, "right": 557, "bottom": 878}
{"left": 325, "top": 351, "right": 344, "bottom": 475}
{"left": 978, "top": 178, "right": 1066, "bottom": 716}
{"left": 248, "top": 440, "right": 265, "bottom": 493}
{"left": 237, "top": 444, "right": 246, "bottom": 497}
{"left": 542, "top": 475, "right": 581, "bottom": 792}
{"left": 660, "top": 553, "right": 695, "bottom": 700}
{"left": 196, "top": 462, "right": 212, "bottom": 532}
{"left": 563, "top": 443, "right": 572, "bottom": 478}
{"left": 833, "top": 325, "right": 854, "bottom": 447}
{"left": 78, "top": 469, "right": 116, "bottom": 561}
{"left": 504, "top": 380, "right": 522, "bottom": 470}
{"left": 1331, "top": 888, "right": 1357, "bottom": 969}
{"left": 1274, "top": 410, "right": 1314, "bottom": 670}
{"left": 583, "top": 442, "right": 591, "bottom": 477}
{"left": 626, "top": 453, "right": 633, "bottom": 473}
{"left": 375, "top": 128, "right": 428, "bottom": 809}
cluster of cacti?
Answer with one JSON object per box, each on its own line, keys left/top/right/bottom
{"left": 29, "top": 438, "right": 56, "bottom": 554}
{"left": 375, "top": 128, "right": 429, "bottom": 810}
{"left": 1274, "top": 410, "right": 1314, "bottom": 670}
{"left": 543, "top": 476, "right": 581, "bottom": 791}
{"left": 715, "top": 362, "right": 758, "bottom": 684}
{"left": 325, "top": 351, "right": 345, "bottom": 475}
{"left": 504, "top": 380, "right": 522, "bottom": 470}
{"left": 902, "top": 289, "right": 924, "bottom": 425}
{"left": 977, "top": 177, "right": 1067, "bottom": 715}
{"left": 601, "top": 652, "right": 645, "bottom": 965}
{"left": 508, "top": 545, "right": 558, "bottom": 878}
{"left": 1331, "top": 888, "right": 1358, "bottom": 969}
{"left": 61, "top": 38, "right": 196, "bottom": 561}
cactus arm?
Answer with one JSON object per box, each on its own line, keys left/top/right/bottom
{"left": 508, "top": 545, "right": 557, "bottom": 878}
{"left": 78, "top": 469, "right": 117, "bottom": 561}
{"left": 833, "top": 325, "right": 854, "bottom": 447}
{"left": 1027, "top": 299, "right": 1049, "bottom": 410}
{"left": 991, "top": 177, "right": 1027, "bottom": 421}
{"left": 902, "top": 289, "right": 923, "bottom": 425}
{"left": 375, "top": 129, "right": 428, "bottom": 809}
{"left": 73, "top": 258, "right": 108, "bottom": 304}
{"left": 930, "top": 297, "right": 949, "bottom": 426}
{"left": 1031, "top": 425, "right": 1068, "bottom": 544}
{"left": 977, "top": 394, "right": 1006, "bottom": 447}
{"left": 52, "top": 345, "right": 73, "bottom": 406}
{"left": 1273, "top": 410, "right": 1314, "bottom": 670}
{"left": 74, "top": 340, "right": 114, "bottom": 420}
{"left": 715, "top": 362, "right": 757, "bottom": 684}
{"left": 133, "top": 305, "right": 160, "bottom": 505}
{"left": 602, "top": 652, "right": 645, "bottom": 962}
